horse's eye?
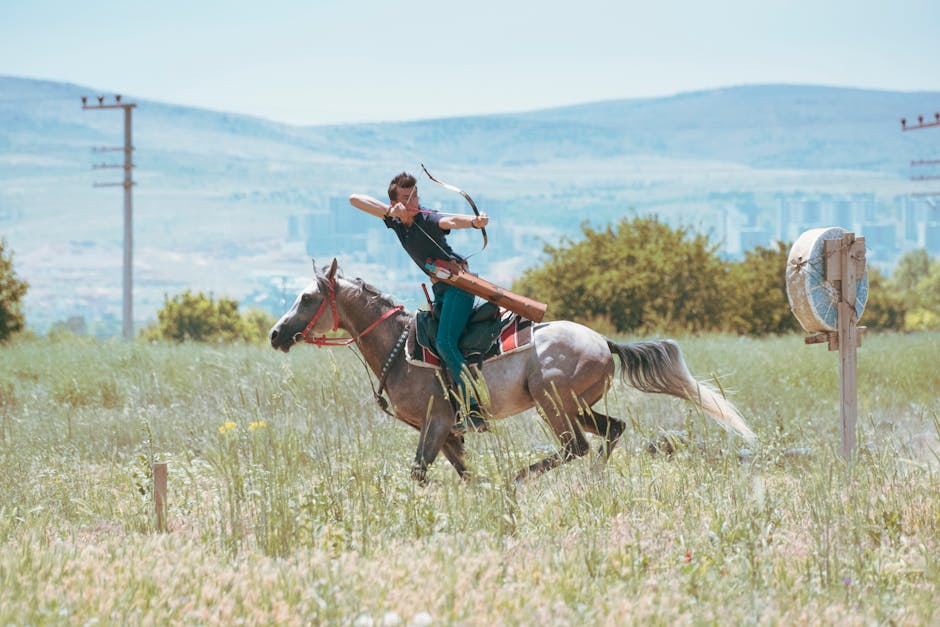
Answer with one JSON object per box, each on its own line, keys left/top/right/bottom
{"left": 301, "top": 293, "right": 313, "bottom": 304}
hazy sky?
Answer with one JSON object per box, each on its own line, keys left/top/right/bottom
{"left": 2, "top": 0, "right": 939, "bottom": 125}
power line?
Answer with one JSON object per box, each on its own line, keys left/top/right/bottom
{"left": 0, "top": 95, "right": 82, "bottom": 103}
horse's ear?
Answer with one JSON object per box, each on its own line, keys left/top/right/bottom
{"left": 311, "top": 258, "right": 318, "bottom": 276}
{"left": 326, "top": 258, "right": 339, "bottom": 281}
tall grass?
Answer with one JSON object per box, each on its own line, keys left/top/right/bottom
{"left": 0, "top": 332, "right": 937, "bottom": 624}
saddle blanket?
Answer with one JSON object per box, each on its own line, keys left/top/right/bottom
{"left": 405, "top": 313, "right": 534, "bottom": 368}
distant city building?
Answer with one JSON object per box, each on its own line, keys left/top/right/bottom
{"left": 925, "top": 222, "right": 940, "bottom": 255}
{"left": 858, "top": 223, "right": 898, "bottom": 261}
{"left": 285, "top": 192, "right": 939, "bottom": 279}
{"left": 287, "top": 214, "right": 301, "bottom": 241}
{"left": 739, "top": 228, "right": 772, "bottom": 252}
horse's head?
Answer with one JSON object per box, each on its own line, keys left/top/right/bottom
{"left": 269, "top": 258, "right": 340, "bottom": 352}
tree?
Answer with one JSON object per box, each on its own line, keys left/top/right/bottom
{"left": 902, "top": 259, "right": 940, "bottom": 331}
{"left": 141, "top": 290, "right": 275, "bottom": 344}
{"left": 724, "top": 241, "right": 801, "bottom": 335}
{"left": 916, "top": 261, "right": 940, "bottom": 311}
{"left": 510, "top": 215, "right": 924, "bottom": 336}
{"left": 860, "top": 266, "right": 906, "bottom": 331}
{"left": 512, "top": 216, "right": 728, "bottom": 334}
{"left": 892, "top": 249, "right": 931, "bottom": 293}
{"left": 0, "top": 239, "right": 29, "bottom": 342}
{"left": 242, "top": 308, "right": 278, "bottom": 345}
{"left": 883, "top": 249, "right": 940, "bottom": 331}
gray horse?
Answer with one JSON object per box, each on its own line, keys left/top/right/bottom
{"left": 269, "top": 259, "right": 757, "bottom": 483}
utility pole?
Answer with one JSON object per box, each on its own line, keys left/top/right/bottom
{"left": 901, "top": 112, "right": 940, "bottom": 131}
{"left": 902, "top": 111, "right": 940, "bottom": 198}
{"left": 82, "top": 95, "right": 136, "bottom": 340}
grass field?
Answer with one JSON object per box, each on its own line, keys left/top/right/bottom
{"left": 0, "top": 332, "right": 937, "bottom": 625}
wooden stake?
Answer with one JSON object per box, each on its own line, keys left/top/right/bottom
{"left": 839, "top": 233, "right": 858, "bottom": 460}
{"left": 153, "top": 462, "right": 167, "bottom": 532}
{"left": 823, "top": 234, "right": 865, "bottom": 461}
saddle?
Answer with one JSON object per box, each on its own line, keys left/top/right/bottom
{"left": 407, "top": 301, "right": 534, "bottom": 368}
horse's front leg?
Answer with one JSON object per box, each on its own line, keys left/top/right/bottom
{"left": 411, "top": 411, "right": 455, "bottom": 484}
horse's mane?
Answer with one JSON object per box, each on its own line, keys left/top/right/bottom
{"left": 348, "top": 274, "right": 409, "bottom": 315}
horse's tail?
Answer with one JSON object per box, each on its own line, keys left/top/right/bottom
{"left": 607, "top": 339, "right": 757, "bottom": 444}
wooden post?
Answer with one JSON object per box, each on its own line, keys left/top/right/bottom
{"left": 838, "top": 234, "right": 859, "bottom": 460}
{"left": 823, "top": 234, "right": 866, "bottom": 461}
{"left": 153, "top": 462, "right": 167, "bottom": 532}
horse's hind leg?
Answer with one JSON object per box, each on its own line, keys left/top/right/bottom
{"left": 579, "top": 410, "right": 627, "bottom": 461}
{"left": 441, "top": 433, "right": 469, "bottom": 480}
{"left": 515, "top": 407, "right": 591, "bottom": 483}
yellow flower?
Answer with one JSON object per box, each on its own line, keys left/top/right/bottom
{"left": 218, "top": 421, "right": 237, "bottom": 435}
{"left": 248, "top": 420, "right": 268, "bottom": 431}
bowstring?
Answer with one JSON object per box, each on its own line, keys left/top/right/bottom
{"left": 402, "top": 174, "right": 469, "bottom": 262}
{"left": 417, "top": 165, "right": 487, "bottom": 260}
{"left": 410, "top": 214, "right": 459, "bottom": 261}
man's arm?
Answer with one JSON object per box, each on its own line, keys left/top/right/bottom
{"left": 349, "top": 194, "right": 391, "bottom": 219}
{"left": 439, "top": 213, "right": 489, "bottom": 230}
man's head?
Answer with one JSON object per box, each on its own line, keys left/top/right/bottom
{"left": 388, "top": 172, "right": 417, "bottom": 203}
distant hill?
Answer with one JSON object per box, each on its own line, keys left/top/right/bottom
{"left": 350, "top": 84, "right": 939, "bottom": 173}
{"left": 1, "top": 76, "right": 937, "bottom": 333}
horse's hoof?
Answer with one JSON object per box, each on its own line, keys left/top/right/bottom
{"left": 646, "top": 430, "right": 690, "bottom": 456}
{"left": 456, "top": 471, "right": 488, "bottom": 488}
{"left": 411, "top": 465, "right": 429, "bottom": 485}
{"left": 513, "top": 469, "right": 532, "bottom": 485}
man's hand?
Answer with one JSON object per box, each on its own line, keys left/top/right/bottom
{"left": 470, "top": 213, "right": 489, "bottom": 229}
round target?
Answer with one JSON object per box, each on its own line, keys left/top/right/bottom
{"left": 786, "top": 227, "right": 868, "bottom": 333}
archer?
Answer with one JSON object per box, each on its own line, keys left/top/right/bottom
{"left": 350, "top": 170, "right": 490, "bottom": 431}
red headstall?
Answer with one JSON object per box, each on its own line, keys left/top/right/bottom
{"left": 298, "top": 276, "right": 403, "bottom": 347}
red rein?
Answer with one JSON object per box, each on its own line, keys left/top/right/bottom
{"left": 298, "top": 277, "right": 403, "bottom": 347}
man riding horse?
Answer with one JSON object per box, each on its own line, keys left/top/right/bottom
{"left": 349, "top": 171, "right": 490, "bottom": 432}
{"left": 268, "top": 260, "right": 758, "bottom": 484}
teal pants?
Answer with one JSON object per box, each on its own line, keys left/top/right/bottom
{"left": 433, "top": 283, "right": 477, "bottom": 408}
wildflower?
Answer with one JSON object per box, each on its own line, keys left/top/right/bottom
{"left": 685, "top": 550, "right": 692, "bottom": 563}
{"left": 248, "top": 420, "right": 268, "bottom": 431}
{"left": 218, "top": 421, "right": 237, "bottom": 435}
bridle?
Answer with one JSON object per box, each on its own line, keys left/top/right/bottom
{"left": 295, "top": 275, "right": 403, "bottom": 347}
{"left": 293, "top": 274, "right": 408, "bottom": 416}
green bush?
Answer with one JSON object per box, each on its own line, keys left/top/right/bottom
{"left": 723, "top": 241, "right": 800, "bottom": 335}
{"left": 513, "top": 215, "right": 727, "bottom": 334}
{"left": 0, "top": 239, "right": 29, "bottom": 342}
{"left": 140, "top": 290, "right": 275, "bottom": 344}
{"left": 880, "top": 249, "right": 940, "bottom": 332}
{"left": 861, "top": 267, "right": 906, "bottom": 330}
{"left": 512, "top": 219, "right": 935, "bottom": 336}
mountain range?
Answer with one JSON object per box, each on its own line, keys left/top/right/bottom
{"left": 1, "top": 76, "right": 937, "bottom": 334}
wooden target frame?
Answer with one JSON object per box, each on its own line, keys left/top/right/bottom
{"left": 787, "top": 229, "right": 867, "bottom": 460}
